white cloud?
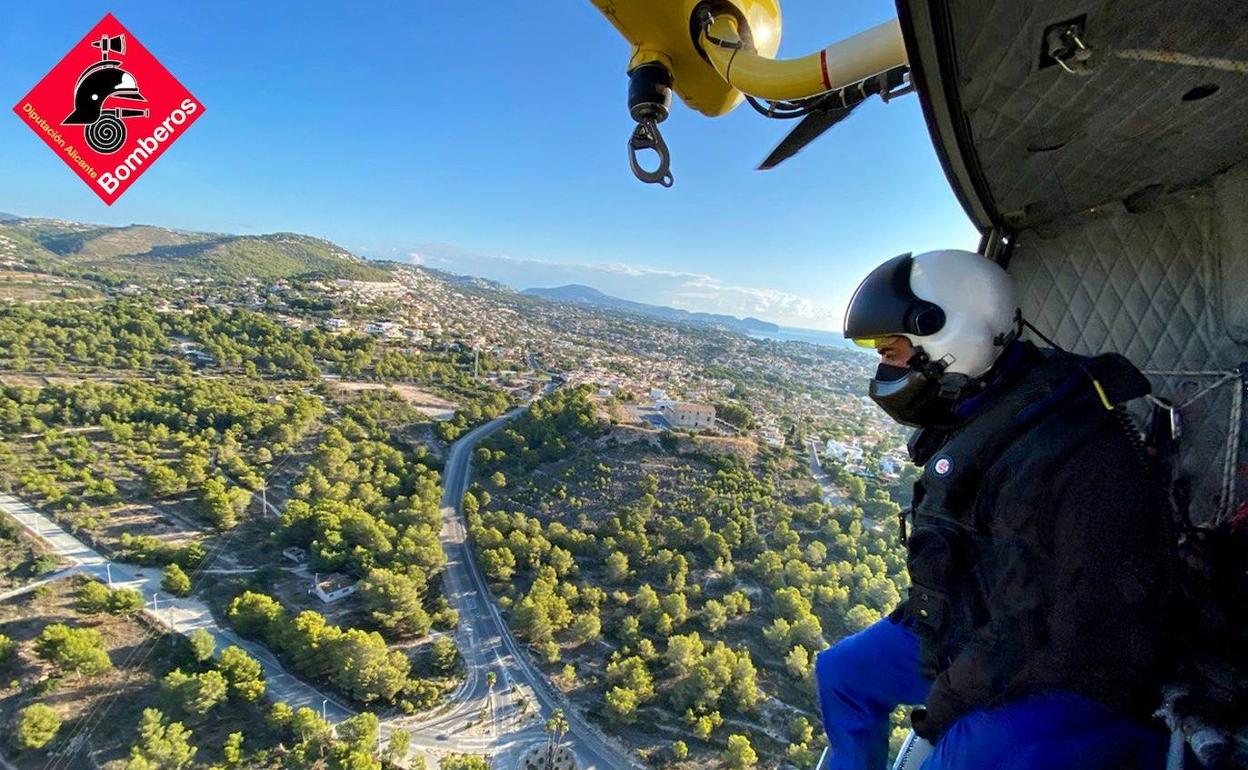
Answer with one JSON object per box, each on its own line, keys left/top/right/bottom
{"left": 407, "top": 245, "right": 841, "bottom": 331}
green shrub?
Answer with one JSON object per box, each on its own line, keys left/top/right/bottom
{"left": 108, "top": 587, "right": 145, "bottom": 615}
{"left": 75, "top": 580, "right": 111, "bottom": 613}
{"left": 16, "top": 702, "right": 61, "bottom": 749}
{"left": 162, "top": 564, "right": 191, "bottom": 597}
{"left": 31, "top": 553, "right": 59, "bottom": 576}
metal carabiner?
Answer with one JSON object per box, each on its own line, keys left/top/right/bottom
{"left": 627, "top": 119, "right": 674, "bottom": 187}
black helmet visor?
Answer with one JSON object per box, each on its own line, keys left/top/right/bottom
{"left": 842, "top": 253, "right": 945, "bottom": 346}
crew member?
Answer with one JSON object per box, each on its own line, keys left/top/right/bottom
{"left": 815, "top": 249, "right": 1172, "bottom": 769}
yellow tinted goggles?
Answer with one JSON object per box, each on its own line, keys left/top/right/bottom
{"left": 850, "top": 337, "right": 883, "bottom": 349}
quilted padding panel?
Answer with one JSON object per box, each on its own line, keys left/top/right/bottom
{"left": 944, "top": 0, "right": 1248, "bottom": 227}
{"left": 1009, "top": 194, "right": 1228, "bottom": 371}
{"left": 1009, "top": 193, "right": 1247, "bottom": 525}
{"left": 1217, "top": 162, "right": 1248, "bottom": 342}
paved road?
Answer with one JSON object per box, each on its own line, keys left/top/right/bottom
{"left": 0, "top": 564, "right": 81, "bottom": 601}
{"left": 807, "top": 438, "right": 823, "bottom": 473}
{"left": 0, "top": 493, "right": 356, "bottom": 725}
{"left": 806, "top": 441, "right": 878, "bottom": 532}
{"left": 0, "top": 566, "right": 81, "bottom": 602}
{"left": 393, "top": 409, "right": 644, "bottom": 769}
{"left": 2, "top": 402, "right": 642, "bottom": 768}
{"left": 807, "top": 440, "right": 848, "bottom": 504}
{"left": 807, "top": 438, "right": 839, "bottom": 501}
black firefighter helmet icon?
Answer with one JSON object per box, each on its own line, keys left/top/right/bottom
{"left": 62, "top": 34, "right": 149, "bottom": 154}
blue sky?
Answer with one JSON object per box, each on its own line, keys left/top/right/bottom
{"left": 2, "top": 1, "right": 978, "bottom": 330}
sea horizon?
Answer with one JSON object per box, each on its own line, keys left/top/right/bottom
{"left": 746, "top": 325, "right": 861, "bottom": 350}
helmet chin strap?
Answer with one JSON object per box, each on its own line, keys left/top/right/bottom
{"left": 906, "top": 348, "right": 946, "bottom": 379}
{"left": 907, "top": 346, "right": 978, "bottom": 403}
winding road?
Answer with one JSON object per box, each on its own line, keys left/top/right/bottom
{"left": 393, "top": 408, "right": 643, "bottom": 769}
{"left": 0, "top": 401, "right": 641, "bottom": 769}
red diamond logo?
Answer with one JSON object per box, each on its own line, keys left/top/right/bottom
{"left": 12, "top": 13, "right": 204, "bottom": 205}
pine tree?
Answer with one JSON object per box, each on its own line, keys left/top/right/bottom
{"left": 162, "top": 563, "right": 191, "bottom": 597}
{"left": 16, "top": 703, "right": 61, "bottom": 749}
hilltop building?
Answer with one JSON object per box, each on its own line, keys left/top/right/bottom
{"left": 364, "top": 320, "right": 404, "bottom": 339}
{"left": 660, "top": 402, "right": 716, "bottom": 431}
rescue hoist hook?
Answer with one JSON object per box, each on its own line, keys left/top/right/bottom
{"left": 628, "top": 119, "right": 673, "bottom": 187}
{"left": 626, "top": 62, "right": 675, "bottom": 187}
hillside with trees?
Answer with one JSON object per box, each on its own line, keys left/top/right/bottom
{"left": 0, "top": 219, "right": 391, "bottom": 284}
{"left": 0, "top": 280, "right": 519, "bottom": 765}
{"left": 0, "top": 576, "right": 308, "bottom": 768}
{"left": 468, "top": 389, "right": 911, "bottom": 768}
{"left": 0, "top": 213, "right": 909, "bottom": 769}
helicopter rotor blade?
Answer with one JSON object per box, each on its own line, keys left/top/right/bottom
{"left": 756, "top": 65, "right": 912, "bottom": 171}
{"left": 757, "top": 103, "right": 861, "bottom": 170}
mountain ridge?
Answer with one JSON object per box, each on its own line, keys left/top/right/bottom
{"left": 524, "top": 283, "right": 780, "bottom": 334}
{"left": 0, "top": 217, "right": 391, "bottom": 283}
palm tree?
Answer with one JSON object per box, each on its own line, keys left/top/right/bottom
{"left": 485, "top": 671, "right": 499, "bottom": 732}
{"left": 544, "top": 709, "right": 570, "bottom": 769}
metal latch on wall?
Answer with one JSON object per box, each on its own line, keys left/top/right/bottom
{"left": 1041, "top": 17, "right": 1094, "bottom": 75}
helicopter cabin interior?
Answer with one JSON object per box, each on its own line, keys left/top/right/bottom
{"left": 886, "top": 0, "right": 1248, "bottom": 766}
{"left": 899, "top": 0, "right": 1248, "bottom": 530}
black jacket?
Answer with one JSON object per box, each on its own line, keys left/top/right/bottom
{"left": 897, "top": 342, "right": 1174, "bottom": 740}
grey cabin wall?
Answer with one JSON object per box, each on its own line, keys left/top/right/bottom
{"left": 1005, "top": 160, "right": 1248, "bottom": 526}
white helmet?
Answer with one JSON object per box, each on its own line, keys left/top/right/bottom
{"left": 843, "top": 250, "right": 1019, "bottom": 426}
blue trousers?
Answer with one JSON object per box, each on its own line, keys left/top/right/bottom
{"left": 814, "top": 618, "right": 1166, "bottom": 770}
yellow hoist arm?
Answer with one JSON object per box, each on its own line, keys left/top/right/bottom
{"left": 587, "top": 0, "right": 910, "bottom": 185}
{"left": 588, "top": 0, "right": 784, "bottom": 117}
{"left": 700, "top": 15, "right": 906, "bottom": 102}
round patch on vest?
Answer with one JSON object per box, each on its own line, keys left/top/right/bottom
{"left": 933, "top": 456, "right": 952, "bottom": 476}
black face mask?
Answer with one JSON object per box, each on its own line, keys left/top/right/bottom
{"left": 868, "top": 360, "right": 960, "bottom": 428}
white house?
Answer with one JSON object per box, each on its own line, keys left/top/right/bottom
{"left": 758, "top": 426, "right": 785, "bottom": 448}
{"left": 825, "top": 439, "right": 864, "bottom": 463}
{"left": 364, "top": 321, "right": 404, "bottom": 338}
{"left": 311, "top": 573, "right": 358, "bottom": 604}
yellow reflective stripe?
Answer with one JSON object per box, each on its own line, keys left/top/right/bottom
{"left": 1091, "top": 378, "right": 1115, "bottom": 410}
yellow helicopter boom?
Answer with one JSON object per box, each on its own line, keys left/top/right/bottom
{"left": 588, "top": 0, "right": 911, "bottom": 185}
{"left": 700, "top": 15, "right": 906, "bottom": 103}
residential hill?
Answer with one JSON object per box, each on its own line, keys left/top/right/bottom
{"left": 0, "top": 218, "right": 391, "bottom": 283}
{"left": 433, "top": 268, "right": 516, "bottom": 294}
{"left": 523, "top": 283, "right": 780, "bottom": 334}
